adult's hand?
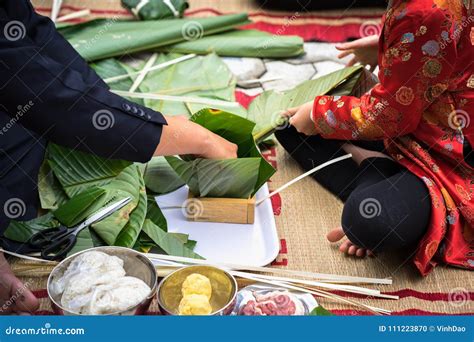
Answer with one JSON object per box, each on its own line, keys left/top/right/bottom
{"left": 0, "top": 253, "right": 39, "bottom": 315}
{"left": 285, "top": 101, "right": 317, "bottom": 136}
{"left": 154, "top": 116, "right": 238, "bottom": 159}
{"left": 336, "top": 35, "right": 379, "bottom": 71}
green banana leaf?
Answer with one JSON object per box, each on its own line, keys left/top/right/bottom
{"left": 58, "top": 14, "right": 250, "bottom": 61}
{"left": 309, "top": 305, "right": 334, "bottom": 316}
{"left": 166, "top": 109, "right": 275, "bottom": 198}
{"left": 142, "top": 219, "right": 203, "bottom": 259}
{"left": 160, "top": 29, "right": 304, "bottom": 58}
{"left": 248, "top": 66, "right": 365, "bottom": 142}
{"left": 4, "top": 213, "right": 59, "bottom": 243}
{"left": 136, "top": 53, "right": 242, "bottom": 116}
{"left": 46, "top": 144, "right": 131, "bottom": 198}
{"left": 113, "top": 170, "right": 148, "bottom": 247}
{"left": 90, "top": 164, "right": 142, "bottom": 246}
{"left": 122, "top": 0, "right": 188, "bottom": 20}
{"left": 37, "top": 160, "right": 68, "bottom": 210}
{"left": 146, "top": 195, "right": 168, "bottom": 230}
{"left": 144, "top": 157, "right": 185, "bottom": 194}
{"left": 54, "top": 187, "right": 107, "bottom": 227}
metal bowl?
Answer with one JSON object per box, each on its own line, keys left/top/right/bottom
{"left": 47, "top": 246, "right": 158, "bottom": 316}
{"left": 157, "top": 265, "right": 238, "bottom": 315}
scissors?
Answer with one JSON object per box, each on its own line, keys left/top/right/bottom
{"left": 27, "top": 197, "right": 132, "bottom": 261}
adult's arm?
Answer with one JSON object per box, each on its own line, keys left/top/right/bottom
{"left": 0, "top": 1, "right": 166, "bottom": 163}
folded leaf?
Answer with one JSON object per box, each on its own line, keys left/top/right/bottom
{"left": 160, "top": 29, "right": 304, "bottom": 58}
{"left": 248, "top": 66, "right": 365, "bottom": 142}
{"left": 54, "top": 187, "right": 107, "bottom": 227}
{"left": 144, "top": 157, "right": 185, "bottom": 194}
{"left": 142, "top": 219, "right": 203, "bottom": 259}
{"left": 58, "top": 14, "right": 250, "bottom": 61}
{"left": 166, "top": 109, "right": 275, "bottom": 198}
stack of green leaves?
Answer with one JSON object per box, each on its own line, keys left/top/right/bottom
{"left": 122, "top": 0, "right": 189, "bottom": 21}
{"left": 57, "top": 14, "right": 304, "bottom": 61}
{"left": 91, "top": 53, "right": 247, "bottom": 117}
{"left": 4, "top": 144, "right": 202, "bottom": 259}
{"left": 58, "top": 14, "right": 250, "bottom": 61}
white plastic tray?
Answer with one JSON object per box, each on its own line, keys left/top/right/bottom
{"left": 155, "top": 184, "right": 279, "bottom": 266}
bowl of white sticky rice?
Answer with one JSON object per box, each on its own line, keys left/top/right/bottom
{"left": 47, "top": 247, "right": 157, "bottom": 315}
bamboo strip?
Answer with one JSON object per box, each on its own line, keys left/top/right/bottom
{"left": 112, "top": 90, "right": 241, "bottom": 108}
{"left": 56, "top": 9, "right": 91, "bottom": 22}
{"left": 129, "top": 53, "right": 158, "bottom": 93}
{"left": 145, "top": 253, "right": 392, "bottom": 285}
{"left": 104, "top": 54, "right": 196, "bottom": 84}
{"left": 256, "top": 154, "right": 353, "bottom": 205}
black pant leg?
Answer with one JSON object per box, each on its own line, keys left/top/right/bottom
{"left": 342, "top": 168, "right": 431, "bottom": 252}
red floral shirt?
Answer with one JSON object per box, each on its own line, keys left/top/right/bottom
{"left": 312, "top": 0, "right": 474, "bottom": 275}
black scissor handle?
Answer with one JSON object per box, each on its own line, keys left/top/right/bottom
{"left": 29, "top": 226, "right": 69, "bottom": 249}
{"left": 40, "top": 233, "right": 76, "bottom": 261}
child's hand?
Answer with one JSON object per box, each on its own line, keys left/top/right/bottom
{"left": 286, "top": 101, "right": 317, "bottom": 136}
{"left": 336, "top": 35, "right": 379, "bottom": 71}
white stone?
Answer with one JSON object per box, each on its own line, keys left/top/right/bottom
{"left": 261, "top": 61, "right": 316, "bottom": 92}
{"left": 221, "top": 57, "right": 266, "bottom": 83}
{"left": 285, "top": 42, "right": 352, "bottom": 65}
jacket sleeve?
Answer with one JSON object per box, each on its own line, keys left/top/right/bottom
{"left": 311, "top": 6, "right": 457, "bottom": 140}
{"left": 0, "top": 1, "right": 167, "bottom": 163}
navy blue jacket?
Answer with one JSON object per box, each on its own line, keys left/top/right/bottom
{"left": 0, "top": 1, "right": 167, "bottom": 230}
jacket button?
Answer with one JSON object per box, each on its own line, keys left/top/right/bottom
{"left": 131, "top": 106, "right": 139, "bottom": 114}
{"left": 138, "top": 108, "right": 145, "bottom": 117}
{"left": 122, "top": 103, "right": 131, "bottom": 111}
{"left": 146, "top": 114, "right": 152, "bottom": 120}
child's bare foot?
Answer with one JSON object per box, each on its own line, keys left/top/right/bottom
{"left": 326, "top": 227, "right": 374, "bottom": 258}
